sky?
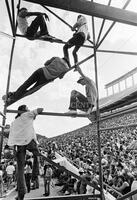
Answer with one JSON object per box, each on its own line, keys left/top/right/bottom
{"left": 1, "top": 0, "right": 137, "bottom": 138}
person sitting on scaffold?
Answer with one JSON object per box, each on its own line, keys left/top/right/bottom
{"left": 66, "top": 65, "right": 97, "bottom": 115}
{"left": 63, "top": 15, "right": 90, "bottom": 66}
{"left": 2, "top": 57, "right": 70, "bottom": 106}
{"left": 17, "top": 7, "right": 53, "bottom": 39}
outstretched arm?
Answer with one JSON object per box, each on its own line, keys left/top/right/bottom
{"left": 75, "top": 65, "right": 86, "bottom": 78}
{"left": 26, "top": 12, "right": 49, "bottom": 20}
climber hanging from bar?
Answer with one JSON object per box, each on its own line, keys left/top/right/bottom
{"left": 2, "top": 57, "right": 70, "bottom": 107}
{"left": 17, "top": 7, "right": 60, "bottom": 42}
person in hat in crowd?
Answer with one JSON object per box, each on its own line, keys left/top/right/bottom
{"left": 8, "top": 105, "right": 43, "bottom": 200}
{"left": 63, "top": 15, "right": 90, "bottom": 65}
{"left": 66, "top": 64, "right": 97, "bottom": 115}
{"left": 2, "top": 57, "right": 70, "bottom": 106}
{"left": 17, "top": 7, "right": 53, "bottom": 39}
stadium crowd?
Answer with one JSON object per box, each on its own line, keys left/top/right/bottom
{"left": 39, "top": 110, "right": 137, "bottom": 197}
{"left": 1, "top": 110, "right": 137, "bottom": 197}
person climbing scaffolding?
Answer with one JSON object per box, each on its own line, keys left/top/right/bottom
{"left": 63, "top": 15, "right": 90, "bottom": 66}
{"left": 2, "top": 57, "right": 70, "bottom": 106}
{"left": 66, "top": 64, "right": 97, "bottom": 115}
{"left": 17, "top": 7, "right": 53, "bottom": 39}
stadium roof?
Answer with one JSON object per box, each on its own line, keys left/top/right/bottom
{"left": 98, "top": 84, "right": 137, "bottom": 113}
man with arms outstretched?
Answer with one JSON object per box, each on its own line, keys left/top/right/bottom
{"left": 8, "top": 105, "right": 43, "bottom": 200}
{"left": 66, "top": 65, "right": 97, "bottom": 115}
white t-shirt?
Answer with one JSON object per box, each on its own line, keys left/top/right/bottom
{"left": 8, "top": 109, "right": 38, "bottom": 146}
{"left": 17, "top": 15, "right": 28, "bottom": 35}
{"left": 75, "top": 16, "right": 89, "bottom": 41}
{"left": 6, "top": 165, "right": 15, "bottom": 175}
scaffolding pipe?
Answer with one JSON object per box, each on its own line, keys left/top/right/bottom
{"left": 96, "top": 0, "right": 112, "bottom": 45}
{"left": 5, "top": 0, "right": 14, "bottom": 35}
{"left": 16, "top": 34, "right": 93, "bottom": 48}
{"left": 97, "top": 0, "right": 131, "bottom": 48}
{"left": 91, "top": 2, "right": 104, "bottom": 199}
{"left": 6, "top": 109, "right": 90, "bottom": 118}
{"left": 0, "top": 0, "right": 21, "bottom": 161}
{"left": 97, "top": 49, "right": 137, "bottom": 56}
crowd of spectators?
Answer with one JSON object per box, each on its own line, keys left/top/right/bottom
{"left": 38, "top": 110, "right": 137, "bottom": 197}
{"left": 1, "top": 110, "right": 137, "bottom": 198}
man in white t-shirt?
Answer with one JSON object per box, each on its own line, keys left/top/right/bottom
{"left": 8, "top": 105, "right": 43, "bottom": 200}
{"left": 63, "top": 15, "right": 89, "bottom": 65}
{"left": 6, "top": 162, "right": 15, "bottom": 176}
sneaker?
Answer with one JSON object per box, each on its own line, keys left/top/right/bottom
{"left": 66, "top": 110, "right": 77, "bottom": 115}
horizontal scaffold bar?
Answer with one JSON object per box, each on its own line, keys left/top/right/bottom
{"left": 6, "top": 109, "right": 89, "bottom": 118}
{"left": 16, "top": 34, "right": 93, "bottom": 49}
{"left": 0, "top": 31, "right": 15, "bottom": 39}
{"left": 23, "top": 0, "right": 137, "bottom": 26}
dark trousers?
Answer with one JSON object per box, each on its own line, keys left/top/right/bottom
{"left": 26, "top": 15, "right": 48, "bottom": 38}
{"left": 13, "top": 68, "right": 50, "bottom": 100}
{"left": 25, "top": 173, "right": 31, "bottom": 193}
{"left": 16, "top": 140, "right": 39, "bottom": 200}
{"left": 63, "top": 32, "right": 85, "bottom": 64}
{"left": 69, "top": 90, "right": 92, "bottom": 112}
{"left": 44, "top": 177, "right": 51, "bottom": 195}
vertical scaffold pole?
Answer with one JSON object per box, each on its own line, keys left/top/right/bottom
{"left": 91, "top": 1, "right": 104, "bottom": 199}
{"left": 0, "top": 38, "right": 16, "bottom": 162}
{"left": 0, "top": 0, "right": 21, "bottom": 161}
